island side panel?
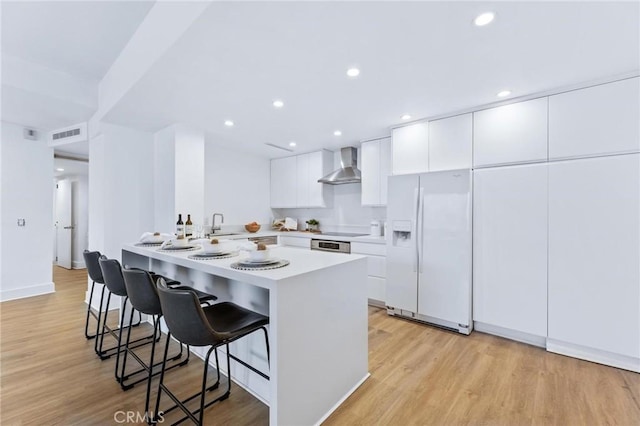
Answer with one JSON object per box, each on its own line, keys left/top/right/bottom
{"left": 270, "top": 257, "right": 368, "bottom": 426}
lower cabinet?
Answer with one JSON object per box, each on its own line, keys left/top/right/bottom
{"left": 548, "top": 154, "right": 640, "bottom": 371}
{"left": 278, "top": 235, "right": 310, "bottom": 248}
{"left": 351, "top": 242, "right": 387, "bottom": 306}
{"left": 472, "top": 164, "right": 548, "bottom": 345}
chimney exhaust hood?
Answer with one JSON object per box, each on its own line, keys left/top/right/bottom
{"left": 318, "top": 147, "right": 361, "bottom": 185}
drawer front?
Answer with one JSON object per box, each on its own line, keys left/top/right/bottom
{"left": 351, "top": 242, "right": 386, "bottom": 256}
{"left": 279, "top": 236, "right": 310, "bottom": 248}
{"left": 367, "top": 255, "right": 386, "bottom": 278}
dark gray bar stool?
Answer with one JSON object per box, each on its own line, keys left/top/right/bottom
{"left": 82, "top": 250, "right": 114, "bottom": 340}
{"left": 153, "top": 278, "right": 270, "bottom": 425}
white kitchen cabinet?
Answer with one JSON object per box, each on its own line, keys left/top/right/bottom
{"left": 473, "top": 97, "right": 548, "bottom": 167}
{"left": 548, "top": 154, "right": 640, "bottom": 370}
{"left": 473, "top": 164, "right": 548, "bottom": 343}
{"left": 361, "top": 137, "right": 391, "bottom": 206}
{"left": 278, "top": 235, "right": 310, "bottom": 248}
{"left": 549, "top": 77, "right": 640, "bottom": 159}
{"left": 270, "top": 150, "right": 332, "bottom": 208}
{"left": 351, "top": 242, "right": 387, "bottom": 305}
{"left": 428, "top": 113, "right": 472, "bottom": 171}
{"left": 270, "top": 156, "right": 297, "bottom": 208}
{"left": 392, "top": 122, "right": 429, "bottom": 175}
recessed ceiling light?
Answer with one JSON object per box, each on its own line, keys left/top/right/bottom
{"left": 334, "top": 130, "right": 342, "bottom": 136}
{"left": 401, "top": 114, "right": 412, "bottom": 120}
{"left": 273, "top": 100, "right": 284, "bottom": 108}
{"left": 56, "top": 168, "right": 64, "bottom": 172}
{"left": 289, "top": 142, "right": 297, "bottom": 147}
{"left": 474, "top": 12, "right": 495, "bottom": 27}
{"left": 497, "top": 90, "right": 511, "bottom": 98}
{"left": 346, "top": 68, "right": 360, "bottom": 77}
{"left": 224, "top": 120, "right": 234, "bottom": 127}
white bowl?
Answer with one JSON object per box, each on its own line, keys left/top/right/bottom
{"left": 201, "top": 241, "right": 229, "bottom": 254}
{"left": 248, "top": 249, "right": 270, "bottom": 262}
{"left": 170, "top": 237, "right": 189, "bottom": 247}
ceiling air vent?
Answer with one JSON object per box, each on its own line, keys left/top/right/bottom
{"left": 48, "top": 122, "right": 88, "bottom": 147}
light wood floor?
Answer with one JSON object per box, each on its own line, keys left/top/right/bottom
{"left": 1, "top": 267, "right": 639, "bottom": 425}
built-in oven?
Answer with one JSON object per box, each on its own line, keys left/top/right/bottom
{"left": 310, "top": 239, "right": 351, "bottom": 254}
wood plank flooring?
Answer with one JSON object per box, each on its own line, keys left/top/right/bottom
{"left": 1, "top": 267, "right": 639, "bottom": 425}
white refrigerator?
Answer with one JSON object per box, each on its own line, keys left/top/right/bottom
{"left": 386, "top": 169, "right": 473, "bottom": 334}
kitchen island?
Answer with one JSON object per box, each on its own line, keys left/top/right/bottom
{"left": 122, "top": 244, "right": 369, "bottom": 426}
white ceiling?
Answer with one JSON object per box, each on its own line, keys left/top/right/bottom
{"left": 102, "top": 1, "right": 640, "bottom": 157}
{"left": 1, "top": 2, "right": 638, "bottom": 159}
{"left": 54, "top": 156, "right": 88, "bottom": 178}
{"left": 1, "top": 1, "right": 154, "bottom": 82}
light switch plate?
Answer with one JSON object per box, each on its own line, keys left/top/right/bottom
{"left": 17, "top": 219, "right": 25, "bottom": 226}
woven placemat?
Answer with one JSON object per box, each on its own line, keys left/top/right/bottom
{"left": 230, "top": 259, "right": 290, "bottom": 271}
{"left": 135, "top": 242, "right": 163, "bottom": 247}
{"left": 157, "top": 245, "right": 200, "bottom": 252}
{"left": 188, "top": 252, "right": 239, "bottom": 260}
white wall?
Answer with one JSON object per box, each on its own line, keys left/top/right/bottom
{"left": 0, "top": 121, "right": 55, "bottom": 301}
{"left": 174, "top": 125, "right": 205, "bottom": 226}
{"left": 88, "top": 123, "right": 154, "bottom": 260}
{"left": 273, "top": 149, "right": 386, "bottom": 233}
{"left": 204, "top": 140, "right": 272, "bottom": 228}
{"left": 153, "top": 126, "right": 175, "bottom": 233}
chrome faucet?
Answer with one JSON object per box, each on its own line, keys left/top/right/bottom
{"left": 212, "top": 213, "right": 224, "bottom": 233}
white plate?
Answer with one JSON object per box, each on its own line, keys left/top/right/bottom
{"left": 238, "top": 257, "right": 279, "bottom": 265}
{"left": 161, "top": 245, "right": 198, "bottom": 251}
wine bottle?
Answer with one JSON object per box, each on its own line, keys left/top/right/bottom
{"left": 185, "top": 214, "right": 193, "bottom": 237}
{"left": 176, "top": 214, "right": 184, "bottom": 236}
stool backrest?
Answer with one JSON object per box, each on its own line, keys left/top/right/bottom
{"left": 83, "top": 250, "right": 104, "bottom": 283}
{"left": 98, "top": 257, "right": 127, "bottom": 297}
{"left": 157, "top": 278, "right": 219, "bottom": 346}
{"left": 122, "top": 268, "right": 162, "bottom": 316}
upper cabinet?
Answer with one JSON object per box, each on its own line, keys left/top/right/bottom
{"left": 270, "top": 155, "right": 297, "bottom": 208}
{"left": 361, "top": 138, "right": 391, "bottom": 206}
{"left": 391, "top": 122, "right": 429, "bottom": 175}
{"left": 549, "top": 77, "right": 640, "bottom": 159}
{"left": 428, "top": 113, "right": 472, "bottom": 171}
{"left": 270, "top": 150, "right": 332, "bottom": 209}
{"left": 473, "top": 98, "right": 548, "bottom": 167}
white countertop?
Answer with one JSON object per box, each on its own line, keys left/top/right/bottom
{"left": 123, "top": 243, "right": 366, "bottom": 289}
{"left": 271, "top": 231, "right": 387, "bottom": 245}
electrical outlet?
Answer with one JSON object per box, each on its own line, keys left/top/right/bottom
{"left": 17, "top": 219, "right": 25, "bottom": 227}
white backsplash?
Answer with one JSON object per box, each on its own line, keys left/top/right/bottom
{"left": 272, "top": 182, "right": 386, "bottom": 234}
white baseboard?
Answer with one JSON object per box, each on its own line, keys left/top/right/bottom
{"left": 547, "top": 338, "right": 640, "bottom": 373}
{"left": 474, "top": 321, "right": 547, "bottom": 348}
{"left": 72, "top": 260, "right": 86, "bottom": 269}
{"left": 0, "top": 282, "right": 55, "bottom": 302}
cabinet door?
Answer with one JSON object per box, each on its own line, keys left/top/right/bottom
{"left": 548, "top": 154, "right": 640, "bottom": 358}
{"left": 392, "top": 122, "right": 429, "bottom": 175}
{"left": 306, "top": 150, "right": 330, "bottom": 207}
{"left": 360, "top": 140, "right": 381, "bottom": 205}
{"left": 429, "top": 113, "right": 472, "bottom": 171}
{"left": 270, "top": 156, "right": 297, "bottom": 208}
{"left": 473, "top": 98, "right": 548, "bottom": 167}
{"left": 473, "top": 164, "right": 548, "bottom": 337}
{"left": 549, "top": 77, "right": 640, "bottom": 159}
{"left": 379, "top": 138, "right": 391, "bottom": 205}
{"left": 296, "top": 153, "right": 310, "bottom": 207}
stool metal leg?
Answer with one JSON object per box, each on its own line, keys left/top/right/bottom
{"left": 84, "top": 280, "right": 98, "bottom": 339}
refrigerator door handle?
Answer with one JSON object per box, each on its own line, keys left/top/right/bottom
{"left": 418, "top": 187, "right": 424, "bottom": 274}
{"left": 412, "top": 187, "right": 419, "bottom": 273}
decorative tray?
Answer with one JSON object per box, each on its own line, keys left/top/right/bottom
{"left": 230, "top": 259, "right": 290, "bottom": 271}
{"left": 188, "top": 252, "right": 239, "bottom": 260}
{"left": 158, "top": 245, "right": 200, "bottom": 252}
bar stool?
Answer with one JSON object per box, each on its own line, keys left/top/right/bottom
{"left": 153, "top": 278, "right": 270, "bottom": 425}
{"left": 120, "top": 268, "right": 219, "bottom": 408}
{"left": 97, "top": 257, "right": 158, "bottom": 379}
{"left": 82, "top": 250, "right": 112, "bottom": 339}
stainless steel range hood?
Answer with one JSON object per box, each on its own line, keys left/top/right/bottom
{"left": 318, "top": 147, "right": 361, "bottom": 185}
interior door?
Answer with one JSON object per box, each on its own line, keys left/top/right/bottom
{"left": 417, "top": 170, "right": 472, "bottom": 326}
{"left": 55, "top": 180, "right": 73, "bottom": 269}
